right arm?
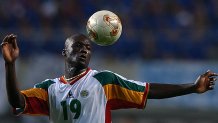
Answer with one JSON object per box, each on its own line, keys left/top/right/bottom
{"left": 147, "top": 70, "right": 217, "bottom": 99}
{"left": 1, "top": 34, "right": 25, "bottom": 108}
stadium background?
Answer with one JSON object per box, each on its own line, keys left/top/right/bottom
{"left": 0, "top": 0, "right": 218, "bottom": 123}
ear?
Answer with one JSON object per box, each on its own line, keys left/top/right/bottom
{"left": 62, "top": 49, "right": 66, "bottom": 56}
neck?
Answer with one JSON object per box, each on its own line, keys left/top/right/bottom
{"left": 64, "top": 62, "right": 87, "bottom": 79}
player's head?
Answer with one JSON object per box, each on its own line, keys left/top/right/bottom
{"left": 62, "top": 33, "right": 92, "bottom": 69}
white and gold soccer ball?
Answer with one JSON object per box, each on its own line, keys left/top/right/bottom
{"left": 86, "top": 10, "right": 122, "bottom": 46}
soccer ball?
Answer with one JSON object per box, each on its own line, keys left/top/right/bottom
{"left": 86, "top": 10, "right": 122, "bottom": 46}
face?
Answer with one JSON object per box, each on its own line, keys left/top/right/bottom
{"left": 63, "top": 34, "right": 92, "bottom": 69}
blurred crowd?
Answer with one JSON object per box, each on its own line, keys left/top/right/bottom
{"left": 1, "top": 0, "right": 218, "bottom": 60}
{"left": 1, "top": 1, "right": 218, "bottom": 122}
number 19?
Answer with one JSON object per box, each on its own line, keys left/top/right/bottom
{"left": 61, "top": 99, "right": 81, "bottom": 120}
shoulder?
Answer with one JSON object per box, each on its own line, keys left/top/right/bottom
{"left": 93, "top": 70, "right": 127, "bottom": 85}
{"left": 34, "top": 78, "right": 58, "bottom": 90}
{"left": 93, "top": 70, "right": 118, "bottom": 80}
{"left": 93, "top": 70, "right": 146, "bottom": 90}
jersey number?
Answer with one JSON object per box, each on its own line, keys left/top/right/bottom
{"left": 61, "top": 99, "right": 81, "bottom": 120}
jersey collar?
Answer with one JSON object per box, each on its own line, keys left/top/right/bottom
{"left": 60, "top": 67, "right": 91, "bottom": 85}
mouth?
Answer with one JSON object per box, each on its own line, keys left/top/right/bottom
{"left": 78, "top": 54, "right": 87, "bottom": 61}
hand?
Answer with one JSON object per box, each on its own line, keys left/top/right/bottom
{"left": 1, "top": 34, "right": 19, "bottom": 63}
{"left": 194, "top": 70, "right": 218, "bottom": 93}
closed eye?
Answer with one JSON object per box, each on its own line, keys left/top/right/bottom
{"left": 76, "top": 43, "right": 82, "bottom": 47}
{"left": 86, "top": 45, "right": 91, "bottom": 50}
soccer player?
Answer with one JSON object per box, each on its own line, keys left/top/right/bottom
{"left": 1, "top": 33, "right": 217, "bottom": 123}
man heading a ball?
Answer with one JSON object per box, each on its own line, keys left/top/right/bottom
{"left": 1, "top": 33, "right": 217, "bottom": 123}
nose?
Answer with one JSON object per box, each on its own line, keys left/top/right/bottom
{"left": 81, "top": 49, "right": 88, "bottom": 54}
{"left": 80, "top": 46, "right": 88, "bottom": 54}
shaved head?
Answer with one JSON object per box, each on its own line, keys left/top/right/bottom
{"left": 65, "top": 34, "right": 91, "bottom": 49}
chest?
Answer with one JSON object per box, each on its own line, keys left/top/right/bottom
{"left": 48, "top": 78, "right": 106, "bottom": 121}
{"left": 48, "top": 77, "right": 106, "bottom": 109}
{"left": 51, "top": 79, "right": 95, "bottom": 100}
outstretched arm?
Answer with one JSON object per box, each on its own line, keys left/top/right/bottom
{"left": 147, "top": 70, "right": 217, "bottom": 99}
{"left": 1, "top": 34, "right": 25, "bottom": 108}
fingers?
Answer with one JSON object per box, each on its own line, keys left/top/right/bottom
{"left": 1, "top": 41, "right": 8, "bottom": 47}
{"left": 209, "top": 77, "right": 217, "bottom": 81}
{"left": 1, "top": 34, "right": 17, "bottom": 43}
{"left": 208, "top": 85, "right": 214, "bottom": 90}
{"left": 210, "top": 81, "right": 215, "bottom": 85}
{"left": 207, "top": 81, "right": 215, "bottom": 90}
{"left": 1, "top": 35, "right": 9, "bottom": 46}
{"left": 202, "top": 70, "right": 217, "bottom": 90}
{"left": 208, "top": 72, "right": 217, "bottom": 90}
{"left": 204, "top": 70, "right": 218, "bottom": 77}
{"left": 208, "top": 79, "right": 215, "bottom": 89}
{"left": 12, "top": 37, "right": 18, "bottom": 49}
{"left": 1, "top": 34, "right": 17, "bottom": 48}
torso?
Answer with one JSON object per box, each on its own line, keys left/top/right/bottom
{"left": 48, "top": 69, "right": 107, "bottom": 123}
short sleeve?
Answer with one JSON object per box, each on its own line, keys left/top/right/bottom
{"left": 13, "top": 79, "right": 55, "bottom": 116}
{"left": 94, "top": 71, "right": 150, "bottom": 110}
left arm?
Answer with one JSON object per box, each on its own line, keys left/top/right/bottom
{"left": 147, "top": 70, "right": 217, "bottom": 99}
